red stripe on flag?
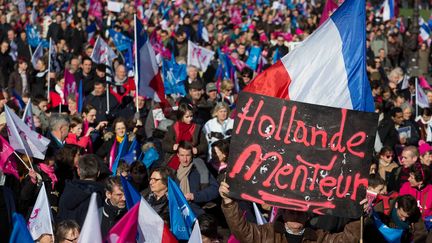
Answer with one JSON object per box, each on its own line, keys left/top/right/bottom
{"left": 242, "top": 61, "right": 291, "bottom": 99}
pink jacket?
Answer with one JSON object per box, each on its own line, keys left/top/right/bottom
{"left": 399, "top": 182, "right": 432, "bottom": 219}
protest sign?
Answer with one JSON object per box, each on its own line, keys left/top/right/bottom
{"left": 226, "top": 92, "right": 378, "bottom": 218}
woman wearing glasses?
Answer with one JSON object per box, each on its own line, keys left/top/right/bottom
{"left": 372, "top": 146, "right": 399, "bottom": 183}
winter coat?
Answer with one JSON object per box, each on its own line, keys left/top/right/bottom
{"left": 57, "top": 180, "right": 105, "bottom": 227}
{"left": 145, "top": 193, "right": 170, "bottom": 226}
{"left": 65, "top": 133, "right": 91, "bottom": 150}
{"left": 8, "top": 69, "right": 31, "bottom": 97}
{"left": 101, "top": 198, "right": 127, "bottom": 237}
{"left": 221, "top": 200, "right": 361, "bottom": 243}
{"left": 400, "top": 182, "right": 432, "bottom": 219}
{"left": 83, "top": 91, "right": 119, "bottom": 124}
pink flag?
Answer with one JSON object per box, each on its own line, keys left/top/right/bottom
{"left": 419, "top": 76, "right": 431, "bottom": 89}
{"left": 319, "top": 0, "right": 340, "bottom": 26}
{"left": 63, "top": 69, "right": 77, "bottom": 104}
{"left": 0, "top": 135, "right": 17, "bottom": 178}
{"left": 109, "top": 140, "right": 117, "bottom": 171}
{"left": 229, "top": 56, "right": 247, "bottom": 72}
{"left": 89, "top": 0, "right": 103, "bottom": 20}
{"left": 106, "top": 202, "right": 140, "bottom": 243}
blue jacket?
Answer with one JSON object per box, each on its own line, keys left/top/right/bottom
{"left": 187, "top": 165, "right": 219, "bottom": 216}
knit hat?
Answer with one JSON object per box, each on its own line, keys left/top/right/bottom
{"left": 418, "top": 140, "right": 432, "bottom": 156}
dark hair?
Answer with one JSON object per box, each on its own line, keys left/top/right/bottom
{"left": 70, "top": 116, "right": 83, "bottom": 129}
{"left": 78, "top": 154, "right": 100, "bottom": 180}
{"left": 105, "top": 176, "right": 123, "bottom": 193}
{"left": 198, "top": 214, "right": 220, "bottom": 239}
{"left": 410, "top": 163, "right": 431, "bottom": 183}
{"left": 176, "top": 103, "right": 194, "bottom": 121}
{"left": 82, "top": 104, "right": 96, "bottom": 115}
{"left": 390, "top": 107, "right": 403, "bottom": 117}
{"left": 211, "top": 139, "right": 230, "bottom": 162}
{"left": 421, "top": 108, "right": 432, "bottom": 117}
{"left": 396, "top": 195, "right": 420, "bottom": 220}
{"left": 34, "top": 95, "right": 48, "bottom": 105}
{"left": 130, "top": 161, "right": 147, "bottom": 174}
{"left": 56, "top": 144, "right": 81, "bottom": 168}
{"left": 55, "top": 220, "right": 80, "bottom": 243}
{"left": 149, "top": 166, "right": 175, "bottom": 186}
{"left": 379, "top": 146, "right": 393, "bottom": 156}
{"left": 368, "top": 174, "right": 385, "bottom": 188}
{"left": 82, "top": 56, "right": 92, "bottom": 64}
{"left": 112, "top": 117, "right": 127, "bottom": 131}
{"left": 178, "top": 140, "right": 194, "bottom": 152}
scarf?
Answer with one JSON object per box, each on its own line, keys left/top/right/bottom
{"left": 390, "top": 207, "right": 410, "bottom": 230}
{"left": 39, "top": 163, "right": 58, "bottom": 190}
{"left": 176, "top": 122, "right": 195, "bottom": 143}
{"left": 116, "top": 135, "right": 125, "bottom": 143}
{"left": 177, "top": 162, "right": 194, "bottom": 195}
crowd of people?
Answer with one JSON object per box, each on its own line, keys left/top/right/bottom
{"left": 0, "top": 0, "right": 432, "bottom": 242}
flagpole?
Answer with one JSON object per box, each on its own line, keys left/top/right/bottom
{"left": 360, "top": 215, "right": 364, "bottom": 243}
{"left": 134, "top": 14, "right": 139, "bottom": 114}
{"left": 415, "top": 77, "right": 418, "bottom": 118}
{"left": 13, "top": 151, "right": 31, "bottom": 171}
{"left": 47, "top": 38, "right": 52, "bottom": 101}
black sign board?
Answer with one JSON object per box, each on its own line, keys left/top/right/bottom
{"left": 226, "top": 92, "right": 378, "bottom": 218}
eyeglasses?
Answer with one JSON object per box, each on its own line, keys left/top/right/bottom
{"left": 385, "top": 154, "right": 393, "bottom": 159}
{"left": 149, "top": 178, "right": 162, "bottom": 182}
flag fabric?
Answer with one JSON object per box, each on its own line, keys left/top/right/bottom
{"left": 188, "top": 221, "right": 203, "bottom": 243}
{"left": 111, "top": 134, "right": 129, "bottom": 175}
{"left": 89, "top": 0, "right": 103, "bottom": 21}
{"left": 419, "top": 17, "right": 431, "bottom": 43}
{"left": 187, "top": 40, "right": 214, "bottom": 72}
{"left": 78, "top": 193, "right": 102, "bottom": 243}
{"left": 31, "top": 43, "right": 44, "bottom": 70}
{"left": 26, "top": 25, "right": 41, "bottom": 48}
{"left": 4, "top": 105, "right": 50, "bottom": 160}
{"left": 372, "top": 211, "right": 403, "bottom": 243}
{"left": 91, "top": 36, "right": 118, "bottom": 65}
{"left": 162, "top": 57, "right": 187, "bottom": 96}
{"left": 168, "top": 177, "right": 196, "bottom": 240}
{"left": 135, "top": 15, "right": 170, "bottom": 110}
{"left": 416, "top": 78, "right": 429, "bottom": 108}
{"left": 9, "top": 213, "right": 34, "bottom": 243}
{"left": 142, "top": 147, "right": 159, "bottom": 169}
{"left": 382, "top": 0, "right": 395, "bottom": 22}
{"left": 48, "top": 39, "right": 61, "bottom": 73}
{"left": 0, "top": 135, "right": 16, "bottom": 177}
{"left": 106, "top": 201, "right": 140, "bottom": 243}
{"left": 229, "top": 56, "right": 247, "bottom": 72}
{"left": 124, "top": 46, "right": 135, "bottom": 74}
{"left": 272, "top": 48, "right": 282, "bottom": 64}
{"left": 320, "top": 0, "right": 339, "bottom": 25}
{"left": 109, "top": 29, "right": 133, "bottom": 52}
{"left": 78, "top": 80, "right": 84, "bottom": 113}
{"left": 246, "top": 46, "right": 262, "bottom": 71}
{"left": 120, "top": 137, "right": 140, "bottom": 164}
{"left": 12, "top": 89, "right": 25, "bottom": 110}
{"left": 252, "top": 203, "right": 268, "bottom": 225}
{"left": 137, "top": 198, "right": 178, "bottom": 243}
{"left": 243, "top": 0, "right": 374, "bottom": 112}
{"left": 22, "top": 100, "right": 35, "bottom": 131}
{"left": 120, "top": 176, "right": 141, "bottom": 210}
{"left": 197, "top": 21, "right": 209, "bottom": 43}
{"left": 63, "top": 69, "right": 77, "bottom": 104}
{"left": 28, "top": 183, "right": 54, "bottom": 241}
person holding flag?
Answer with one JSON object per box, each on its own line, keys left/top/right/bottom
{"left": 101, "top": 176, "right": 127, "bottom": 237}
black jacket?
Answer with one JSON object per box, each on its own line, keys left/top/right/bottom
{"left": 101, "top": 198, "right": 126, "bottom": 237}
{"left": 83, "top": 91, "right": 119, "bottom": 124}
{"left": 57, "top": 180, "right": 105, "bottom": 227}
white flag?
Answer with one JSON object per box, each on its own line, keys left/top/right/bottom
{"left": 31, "top": 43, "right": 44, "bottom": 70}
{"left": 187, "top": 40, "right": 214, "bottom": 72}
{"left": 22, "top": 99, "right": 35, "bottom": 131}
{"left": 90, "top": 36, "right": 118, "bottom": 66}
{"left": 417, "top": 80, "right": 429, "bottom": 108}
{"left": 188, "top": 221, "right": 203, "bottom": 243}
{"left": 253, "top": 202, "right": 268, "bottom": 225}
{"left": 78, "top": 193, "right": 102, "bottom": 243}
{"left": 28, "top": 183, "right": 54, "bottom": 240}
{"left": 4, "top": 105, "right": 50, "bottom": 160}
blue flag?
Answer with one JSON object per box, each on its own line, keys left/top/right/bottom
{"left": 9, "top": 213, "right": 33, "bottom": 243}
{"left": 168, "top": 177, "right": 196, "bottom": 240}
{"left": 124, "top": 46, "right": 134, "bottom": 73}
{"left": 372, "top": 211, "right": 403, "bottom": 243}
{"left": 162, "top": 57, "right": 187, "bottom": 96}
{"left": 120, "top": 176, "right": 141, "bottom": 210}
{"left": 12, "top": 89, "right": 25, "bottom": 110}
{"left": 78, "top": 80, "right": 84, "bottom": 113}
{"left": 120, "top": 137, "right": 140, "bottom": 164}
{"left": 111, "top": 134, "right": 129, "bottom": 175}
{"left": 273, "top": 48, "right": 281, "bottom": 64}
{"left": 141, "top": 147, "right": 159, "bottom": 169}
{"left": 246, "top": 46, "right": 262, "bottom": 71}
{"left": 26, "top": 25, "right": 40, "bottom": 48}
{"left": 109, "top": 29, "right": 133, "bottom": 52}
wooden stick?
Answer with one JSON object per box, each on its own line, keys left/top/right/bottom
{"left": 360, "top": 215, "right": 364, "bottom": 243}
{"left": 23, "top": 149, "right": 34, "bottom": 170}
{"left": 13, "top": 151, "right": 31, "bottom": 171}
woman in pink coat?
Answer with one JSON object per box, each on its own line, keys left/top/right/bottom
{"left": 399, "top": 163, "right": 432, "bottom": 219}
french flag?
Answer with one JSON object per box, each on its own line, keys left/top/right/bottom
{"left": 134, "top": 15, "right": 170, "bottom": 110}
{"left": 243, "top": 0, "right": 374, "bottom": 112}
{"left": 382, "top": 0, "right": 395, "bottom": 22}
